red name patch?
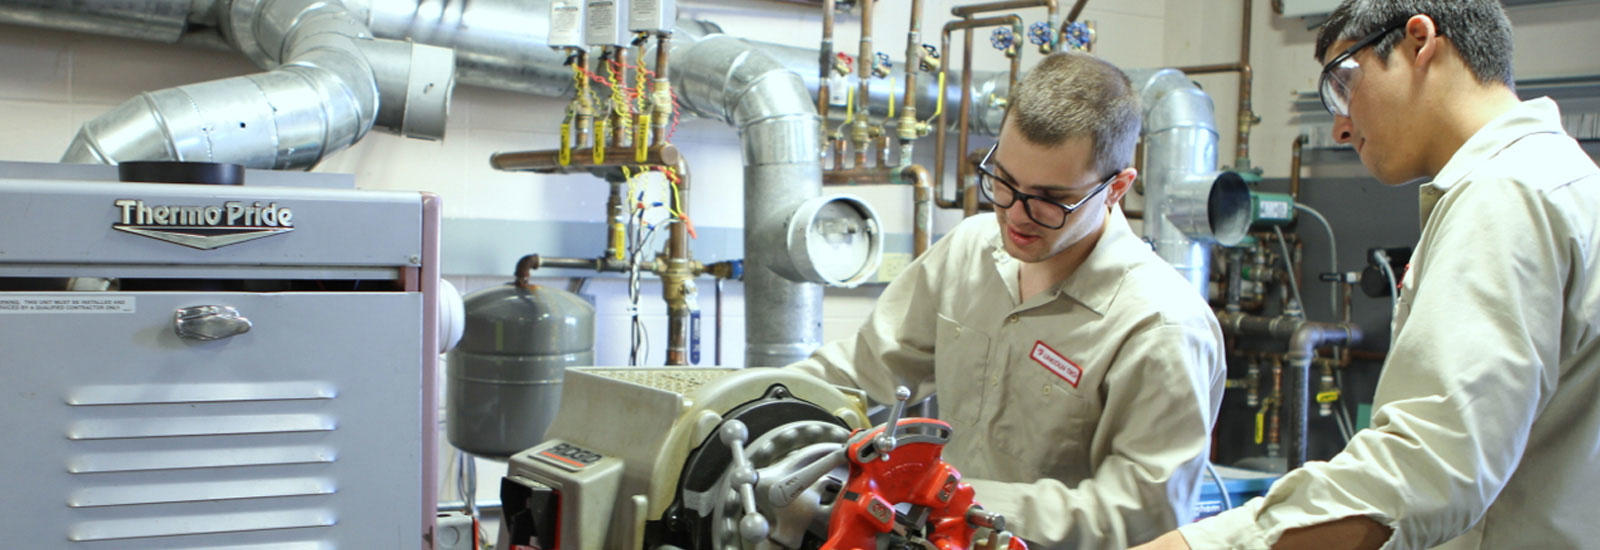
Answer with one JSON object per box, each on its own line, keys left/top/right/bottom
{"left": 1030, "top": 340, "right": 1082, "bottom": 388}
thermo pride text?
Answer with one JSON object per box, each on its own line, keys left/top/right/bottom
{"left": 114, "top": 199, "right": 294, "bottom": 228}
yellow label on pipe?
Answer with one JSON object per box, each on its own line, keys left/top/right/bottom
{"left": 635, "top": 114, "right": 650, "bottom": 163}
{"left": 611, "top": 223, "right": 626, "bottom": 261}
{"left": 558, "top": 123, "right": 572, "bottom": 166}
{"left": 1315, "top": 390, "right": 1341, "bottom": 403}
{"left": 594, "top": 120, "right": 607, "bottom": 164}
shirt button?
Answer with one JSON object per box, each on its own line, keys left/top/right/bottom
{"left": 1005, "top": 315, "right": 1019, "bottom": 324}
{"left": 1044, "top": 385, "right": 1052, "bottom": 395}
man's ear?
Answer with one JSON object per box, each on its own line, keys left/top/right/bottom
{"left": 1104, "top": 167, "right": 1137, "bottom": 209}
{"left": 1407, "top": 13, "right": 1443, "bottom": 69}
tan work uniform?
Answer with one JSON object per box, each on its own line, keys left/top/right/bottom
{"left": 788, "top": 208, "right": 1225, "bottom": 548}
{"left": 1180, "top": 98, "right": 1600, "bottom": 549}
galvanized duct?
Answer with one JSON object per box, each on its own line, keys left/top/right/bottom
{"left": 669, "top": 33, "right": 828, "bottom": 366}
{"left": 0, "top": 0, "right": 191, "bottom": 42}
{"left": 36, "top": 0, "right": 455, "bottom": 169}
{"left": 340, "top": 0, "right": 1009, "bottom": 137}
{"left": 329, "top": 0, "right": 828, "bottom": 366}
{"left": 1130, "top": 68, "right": 1250, "bottom": 297}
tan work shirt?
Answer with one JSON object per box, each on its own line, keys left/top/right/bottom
{"left": 1180, "top": 98, "right": 1600, "bottom": 549}
{"left": 788, "top": 208, "right": 1225, "bottom": 548}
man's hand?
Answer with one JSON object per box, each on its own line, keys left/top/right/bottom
{"left": 1131, "top": 531, "right": 1191, "bottom": 550}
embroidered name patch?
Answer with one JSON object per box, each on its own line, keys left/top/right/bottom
{"left": 1030, "top": 340, "right": 1082, "bottom": 388}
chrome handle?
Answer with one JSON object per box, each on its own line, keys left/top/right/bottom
{"left": 174, "top": 305, "right": 252, "bottom": 341}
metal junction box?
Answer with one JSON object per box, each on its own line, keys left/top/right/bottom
{"left": 0, "top": 162, "right": 442, "bottom": 549}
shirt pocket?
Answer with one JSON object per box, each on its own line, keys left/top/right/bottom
{"left": 992, "top": 348, "right": 1101, "bottom": 481}
{"left": 934, "top": 313, "right": 991, "bottom": 426}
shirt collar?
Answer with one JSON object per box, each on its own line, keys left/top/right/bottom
{"left": 988, "top": 208, "right": 1136, "bottom": 316}
{"left": 1421, "top": 98, "right": 1567, "bottom": 222}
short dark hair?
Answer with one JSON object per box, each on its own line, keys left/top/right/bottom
{"left": 1314, "top": 0, "right": 1515, "bottom": 89}
{"left": 1007, "top": 51, "right": 1141, "bottom": 176}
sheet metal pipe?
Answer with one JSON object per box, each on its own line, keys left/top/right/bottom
{"left": 936, "top": 15, "right": 1023, "bottom": 213}
{"left": 0, "top": 0, "right": 190, "bottom": 42}
{"left": 667, "top": 33, "right": 826, "bottom": 366}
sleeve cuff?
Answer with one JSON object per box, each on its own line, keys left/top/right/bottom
{"left": 1177, "top": 497, "right": 1271, "bottom": 550}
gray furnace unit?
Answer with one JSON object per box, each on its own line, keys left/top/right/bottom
{"left": 0, "top": 162, "right": 443, "bottom": 549}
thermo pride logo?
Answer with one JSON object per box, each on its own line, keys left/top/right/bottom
{"left": 112, "top": 199, "right": 294, "bottom": 250}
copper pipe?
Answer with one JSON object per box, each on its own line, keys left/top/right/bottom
{"left": 820, "top": 0, "right": 836, "bottom": 128}
{"left": 1171, "top": 0, "right": 1256, "bottom": 171}
{"left": 950, "top": 0, "right": 1054, "bottom": 17}
{"left": 574, "top": 49, "right": 592, "bottom": 151}
{"left": 896, "top": 0, "right": 925, "bottom": 154}
{"left": 667, "top": 157, "right": 691, "bottom": 262}
{"left": 905, "top": 163, "right": 933, "bottom": 256}
{"left": 1065, "top": 0, "right": 1089, "bottom": 21}
{"left": 1290, "top": 133, "right": 1306, "bottom": 201}
{"left": 949, "top": 0, "right": 1058, "bottom": 53}
{"left": 823, "top": 166, "right": 896, "bottom": 185}
{"left": 852, "top": 0, "right": 876, "bottom": 168}
{"left": 605, "top": 181, "right": 627, "bottom": 260}
{"left": 822, "top": 164, "right": 934, "bottom": 257}
{"left": 651, "top": 33, "right": 672, "bottom": 146}
{"left": 612, "top": 46, "right": 631, "bottom": 148}
{"left": 935, "top": 15, "right": 1023, "bottom": 214}
{"left": 490, "top": 144, "right": 681, "bottom": 172}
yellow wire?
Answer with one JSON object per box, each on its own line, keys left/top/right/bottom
{"left": 927, "top": 72, "right": 946, "bottom": 121}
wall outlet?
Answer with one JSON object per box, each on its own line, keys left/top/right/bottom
{"left": 874, "top": 252, "right": 912, "bottom": 283}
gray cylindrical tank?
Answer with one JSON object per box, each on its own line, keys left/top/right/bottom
{"left": 447, "top": 283, "right": 595, "bottom": 458}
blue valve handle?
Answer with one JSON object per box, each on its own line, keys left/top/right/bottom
{"left": 1027, "top": 21, "right": 1054, "bottom": 46}
{"left": 1063, "top": 21, "right": 1092, "bottom": 50}
{"left": 989, "top": 26, "right": 1015, "bottom": 50}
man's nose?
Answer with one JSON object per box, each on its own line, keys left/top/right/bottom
{"left": 1331, "top": 115, "right": 1355, "bottom": 145}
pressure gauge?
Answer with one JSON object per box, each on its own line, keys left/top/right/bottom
{"left": 784, "top": 194, "right": 883, "bottom": 288}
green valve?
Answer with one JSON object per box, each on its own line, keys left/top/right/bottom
{"left": 1250, "top": 191, "right": 1296, "bottom": 226}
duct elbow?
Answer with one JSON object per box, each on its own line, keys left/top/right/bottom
{"left": 360, "top": 40, "right": 456, "bottom": 141}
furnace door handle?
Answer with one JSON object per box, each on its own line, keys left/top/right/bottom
{"left": 174, "top": 305, "right": 252, "bottom": 341}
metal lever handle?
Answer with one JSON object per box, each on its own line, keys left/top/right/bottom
{"left": 174, "top": 305, "right": 252, "bottom": 341}
{"left": 875, "top": 386, "right": 912, "bottom": 460}
{"left": 719, "top": 420, "right": 770, "bottom": 543}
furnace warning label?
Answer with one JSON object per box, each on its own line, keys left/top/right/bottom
{"left": 0, "top": 295, "right": 135, "bottom": 314}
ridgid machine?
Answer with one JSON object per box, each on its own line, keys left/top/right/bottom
{"left": 499, "top": 367, "right": 1029, "bottom": 549}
